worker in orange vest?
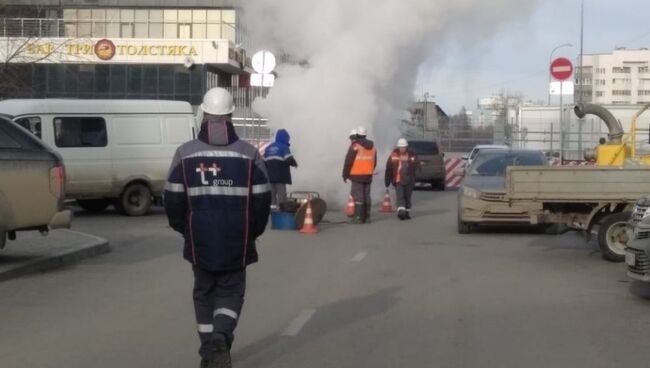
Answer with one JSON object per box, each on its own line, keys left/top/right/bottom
{"left": 343, "top": 126, "right": 377, "bottom": 224}
{"left": 385, "top": 138, "right": 418, "bottom": 220}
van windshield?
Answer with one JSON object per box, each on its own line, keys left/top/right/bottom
{"left": 469, "top": 151, "right": 545, "bottom": 177}
{"left": 409, "top": 141, "right": 439, "bottom": 155}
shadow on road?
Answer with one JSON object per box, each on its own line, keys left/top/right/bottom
{"left": 628, "top": 281, "right": 650, "bottom": 301}
{"left": 233, "top": 287, "right": 401, "bottom": 367}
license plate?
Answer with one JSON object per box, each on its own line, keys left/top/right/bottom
{"left": 626, "top": 252, "right": 636, "bottom": 266}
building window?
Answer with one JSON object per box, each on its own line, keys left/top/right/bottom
{"left": 54, "top": 117, "right": 108, "bottom": 148}
{"left": 612, "top": 67, "right": 631, "bottom": 73}
{"left": 640, "top": 66, "right": 649, "bottom": 73}
{"left": 612, "top": 90, "right": 632, "bottom": 96}
{"left": 15, "top": 117, "right": 42, "bottom": 139}
{"left": 596, "top": 91, "right": 604, "bottom": 97}
{"left": 639, "top": 90, "right": 650, "bottom": 96}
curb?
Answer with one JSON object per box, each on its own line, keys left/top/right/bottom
{"left": 0, "top": 231, "right": 111, "bottom": 282}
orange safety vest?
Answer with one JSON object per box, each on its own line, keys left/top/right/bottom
{"left": 390, "top": 151, "right": 416, "bottom": 184}
{"left": 350, "top": 144, "right": 377, "bottom": 176}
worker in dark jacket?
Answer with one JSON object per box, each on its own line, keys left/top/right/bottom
{"left": 385, "top": 138, "right": 418, "bottom": 220}
{"left": 343, "top": 126, "right": 377, "bottom": 224}
{"left": 164, "top": 87, "right": 271, "bottom": 368}
{"left": 263, "top": 129, "right": 298, "bottom": 211}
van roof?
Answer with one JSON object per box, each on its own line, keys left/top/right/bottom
{"left": 0, "top": 99, "right": 194, "bottom": 117}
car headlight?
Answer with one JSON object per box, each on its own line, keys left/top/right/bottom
{"left": 462, "top": 187, "right": 480, "bottom": 199}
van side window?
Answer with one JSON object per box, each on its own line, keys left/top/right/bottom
{"left": 15, "top": 117, "right": 42, "bottom": 139}
{"left": 54, "top": 117, "right": 108, "bottom": 148}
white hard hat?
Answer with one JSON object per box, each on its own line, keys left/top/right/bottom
{"left": 357, "top": 126, "right": 367, "bottom": 136}
{"left": 200, "top": 87, "right": 236, "bottom": 115}
{"left": 397, "top": 138, "right": 409, "bottom": 148}
{"left": 349, "top": 129, "right": 358, "bottom": 137}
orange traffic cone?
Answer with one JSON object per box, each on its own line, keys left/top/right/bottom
{"left": 300, "top": 199, "right": 318, "bottom": 234}
{"left": 344, "top": 195, "right": 355, "bottom": 217}
{"left": 380, "top": 189, "right": 394, "bottom": 213}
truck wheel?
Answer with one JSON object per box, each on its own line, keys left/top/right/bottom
{"left": 115, "top": 183, "right": 152, "bottom": 217}
{"left": 0, "top": 230, "right": 6, "bottom": 250}
{"left": 77, "top": 199, "right": 112, "bottom": 213}
{"left": 597, "top": 212, "right": 632, "bottom": 263}
{"left": 458, "top": 216, "right": 472, "bottom": 234}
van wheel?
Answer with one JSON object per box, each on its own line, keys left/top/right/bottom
{"left": 0, "top": 230, "right": 6, "bottom": 250}
{"left": 597, "top": 212, "right": 632, "bottom": 263}
{"left": 77, "top": 199, "right": 112, "bottom": 213}
{"left": 115, "top": 183, "right": 152, "bottom": 217}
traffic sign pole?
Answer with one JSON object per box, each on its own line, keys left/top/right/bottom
{"left": 550, "top": 57, "right": 574, "bottom": 162}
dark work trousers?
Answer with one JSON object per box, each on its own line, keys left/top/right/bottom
{"left": 395, "top": 184, "right": 414, "bottom": 212}
{"left": 351, "top": 181, "right": 372, "bottom": 218}
{"left": 270, "top": 183, "right": 288, "bottom": 208}
{"left": 193, "top": 267, "right": 246, "bottom": 360}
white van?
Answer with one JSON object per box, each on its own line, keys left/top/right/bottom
{"left": 0, "top": 99, "right": 197, "bottom": 216}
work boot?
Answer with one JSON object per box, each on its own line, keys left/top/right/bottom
{"left": 208, "top": 334, "right": 232, "bottom": 368}
{"left": 350, "top": 205, "right": 364, "bottom": 224}
{"left": 397, "top": 209, "right": 407, "bottom": 221}
{"left": 200, "top": 359, "right": 210, "bottom": 368}
{"left": 405, "top": 211, "right": 412, "bottom": 220}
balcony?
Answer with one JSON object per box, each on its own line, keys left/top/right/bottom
{"left": 0, "top": 18, "right": 248, "bottom": 48}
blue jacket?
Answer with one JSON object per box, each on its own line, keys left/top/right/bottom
{"left": 164, "top": 115, "right": 272, "bottom": 272}
{"left": 264, "top": 129, "right": 298, "bottom": 184}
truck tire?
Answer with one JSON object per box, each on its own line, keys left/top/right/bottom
{"left": 77, "top": 199, "right": 112, "bottom": 213}
{"left": 597, "top": 212, "right": 632, "bottom": 263}
{"left": 115, "top": 183, "right": 152, "bottom": 217}
{"left": 0, "top": 230, "right": 6, "bottom": 250}
{"left": 458, "top": 216, "right": 472, "bottom": 234}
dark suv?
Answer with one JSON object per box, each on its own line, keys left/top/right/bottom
{"left": 409, "top": 140, "right": 446, "bottom": 190}
{"left": 0, "top": 116, "right": 71, "bottom": 249}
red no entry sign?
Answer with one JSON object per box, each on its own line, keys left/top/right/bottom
{"left": 550, "top": 57, "right": 574, "bottom": 81}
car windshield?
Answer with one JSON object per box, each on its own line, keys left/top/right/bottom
{"left": 409, "top": 141, "right": 439, "bottom": 155}
{"left": 469, "top": 151, "right": 545, "bottom": 177}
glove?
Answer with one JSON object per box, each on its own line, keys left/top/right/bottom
{"left": 343, "top": 177, "right": 348, "bottom": 183}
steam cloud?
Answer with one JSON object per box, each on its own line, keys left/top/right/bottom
{"left": 242, "top": 0, "right": 537, "bottom": 206}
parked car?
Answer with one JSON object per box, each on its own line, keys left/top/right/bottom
{"left": 457, "top": 149, "right": 547, "bottom": 234}
{"left": 626, "top": 197, "right": 650, "bottom": 281}
{"left": 0, "top": 116, "right": 71, "bottom": 249}
{"left": 0, "top": 99, "right": 196, "bottom": 216}
{"left": 408, "top": 140, "right": 446, "bottom": 190}
{"left": 463, "top": 144, "right": 510, "bottom": 166}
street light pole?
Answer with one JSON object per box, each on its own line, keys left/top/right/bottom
{"left": 548, "top": 43, "right": 573, "bottom": 106}
{"left": 423, "top": 92, "right": 429, "bottom": 139}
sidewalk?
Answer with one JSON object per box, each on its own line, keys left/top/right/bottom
{"left": 0, "top": 229, "right": 110, "bottom": 282}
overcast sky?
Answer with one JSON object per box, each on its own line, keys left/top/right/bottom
{"left": 419, "top": 0, "right": 650, "bottom": 114}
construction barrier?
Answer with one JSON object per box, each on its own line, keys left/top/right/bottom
{"left": 445, "top": 158, "right": 466, "bottom": 188}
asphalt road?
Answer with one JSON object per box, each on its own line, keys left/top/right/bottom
{"left": 1, "top": 190, "right": 650, "bottom": 368}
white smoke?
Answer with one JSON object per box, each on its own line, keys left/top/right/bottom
{"left": 242, "top": 0, "right": 538, "bottom": 206}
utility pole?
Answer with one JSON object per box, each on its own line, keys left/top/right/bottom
{"left": 578, "top": 0, "right": 585, "bottom": 104}
{"left": 423, "top": 92, "right": 429, "bottom": 139}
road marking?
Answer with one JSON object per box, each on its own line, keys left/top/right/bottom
{"left": 282, "top": 309, "right": 316, "bottom": 337}
{"left": 351, "top": 251, "right": 368, "bottom": 262}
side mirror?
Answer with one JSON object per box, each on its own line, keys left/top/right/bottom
{"left": 461, "top": 155, "right": 469, "bottom": 161}
{"left": 452, "top": 167, "right": 465, "bottom": 177}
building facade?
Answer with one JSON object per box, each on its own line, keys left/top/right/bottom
{"left": 0, "top": 0, "right": 251, "bottom": 109}
{"left": 576, "top": 49, "right": 650, "bottom": 105}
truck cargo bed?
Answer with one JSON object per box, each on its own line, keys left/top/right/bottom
{"left": 505, "top": 166, "right": 650, "bottom": 202}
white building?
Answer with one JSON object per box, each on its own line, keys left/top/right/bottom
{"left": 577, "top": 48, "right": 650, "bottom": 105}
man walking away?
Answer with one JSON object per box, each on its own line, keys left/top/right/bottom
{"left": 164, "top": 87, "right": 271, "bottom": 368}
{"left": 343, "top": 126, "right": 377, "bottom": 224}
{"left": 263, "top": 129, "right": 298, "bottom": 211}
{"left": 385, "top": 138, "right": 418, "bottom": 220}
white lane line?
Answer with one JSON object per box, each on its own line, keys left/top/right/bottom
{"left": 282, "top": 309, "right": 317, "bottom": 337}
{"left": 351, "top": 251, "right": 368, "bottom": 262}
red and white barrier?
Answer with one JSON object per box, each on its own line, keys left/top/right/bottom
{"left": 445, "top": 158, "right": 466, "bottom": 188}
